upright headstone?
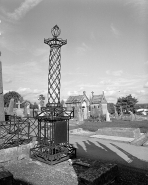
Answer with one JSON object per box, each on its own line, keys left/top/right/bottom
{"left": 114, "top": 105, "right": 119, "bottom": 119}
{"left": 106, "top": 110, "right": 111, "bottom": 122}
{"left": 16, "top": 101, "right": 24, "bottom": 117}
{"left": 102, "top": 103, "right": 108, "bottom": 115}
{"left": 7, "top": 98, "right": 14, "bottom": 115}
{"left": 0, "top": 61, "right": 5, "bottom": 121}
{"left": 38, "top": 103, "right": 41, "bottom": 112}
{"left": 24, "top": 102, "right": 30, "bottom": 117}
{"left": 129, "top": 111, "right": 135, "bottom": 121}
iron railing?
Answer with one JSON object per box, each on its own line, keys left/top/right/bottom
{"left": 0, "top": 115, "right": 38, "bottom": 149}
{"left": 0, "top": 107, "right": 76, "bottom": 165}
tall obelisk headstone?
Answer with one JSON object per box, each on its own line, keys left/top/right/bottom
{"left": 7, "top": 98, "right": 14, "bottom": 115}
{"left": 0, "top": 52, "right": 5, "bottom": 121}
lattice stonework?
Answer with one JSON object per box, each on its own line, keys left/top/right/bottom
{"left": 44, "top": 25, "right": 67, "bottom": 106}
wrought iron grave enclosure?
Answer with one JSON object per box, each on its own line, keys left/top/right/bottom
{"left": 30, "top": 26, "right": 76, "bottom": 165}
{"left": 30, "top": 107, "right": 76, "bottom": 165}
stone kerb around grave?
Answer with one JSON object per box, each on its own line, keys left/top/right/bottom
{"left": 95, "top": 127, "right": 141, "bottom": 139}
{"left": 0, "top": 140, "right": 37, "bottom": 163}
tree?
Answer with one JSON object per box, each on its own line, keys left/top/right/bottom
{"left": 4, "top": 91, "right": 23, "bottom": 108}
{"left": 107, "top": 103, "right": 115, "bottom": 114}
{"left": 116, "top": 94, "right": 138, "bottom": 114}
{"left": 33, "top": 102, "right": 39, "bottom": 109}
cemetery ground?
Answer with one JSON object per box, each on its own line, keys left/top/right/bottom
{"left": 1, "top": 118, "right": 148, "bottom": 184}
{"left": 69, "top": 119, "right": 148, "bottom": 133}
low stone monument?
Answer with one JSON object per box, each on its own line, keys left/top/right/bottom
{"left": 96, "top": 127, "right": 141, "bottom": 139}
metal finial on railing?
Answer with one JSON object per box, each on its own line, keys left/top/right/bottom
{"left": 51, "top": 25, "right": 61, "bottom": 38}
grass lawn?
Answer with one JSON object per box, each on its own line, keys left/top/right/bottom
{"left": 69, "top": 119, "right": 148, "bottom": 133}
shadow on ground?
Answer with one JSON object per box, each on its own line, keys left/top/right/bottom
{"left": 71, "top": 140, "right": 148, "bottom": 184}
{"left": 74, "top": 140, "right": 148, "bottom": 169}
{"left": 14, "top": 179, "right": 33, "bottom": 185}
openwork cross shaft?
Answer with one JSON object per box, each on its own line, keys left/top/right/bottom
{"left": 44, "top": 25, "right": 67, "bottom": 106}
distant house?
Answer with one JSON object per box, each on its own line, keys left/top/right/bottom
{"left": 90, "top": 91, "right": 108, "bottom": 116}
{"left": 65, "top": 91, "right": 90, "bottom": 120}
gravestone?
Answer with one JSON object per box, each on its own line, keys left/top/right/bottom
{"left": 129, "top": 111, "right": 136, "bottom": 121}
{"left": 16, "top": 101, "right": 24, "bottom": 117}
{"left": 106, "top": 110, "right": 111, "bottom": 122}
{"left": 102, "top": 103, "right": 108, "bottom": 115}
{"left": 78, "top": 107, "right": 83, "bottom": 121}
{"left": 0, "top": 61, "right": 5, "bottom": 121}
{"left": 24, "top": 102, "right": 30, "bottom": 117}
{"left": 7, "top": 98, "right": 14, "bottom": 115}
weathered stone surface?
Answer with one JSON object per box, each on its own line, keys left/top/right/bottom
{"left": 131, "top": 133, "right": 148, "bottom": 146}
{"left": 96, "top": 127, "right": 141, "bottom": 138}
{"left": 78, "top": 163, "right": 118, "bottom": 185}
{"left": 7, "top": 98, "right": 14, "bottom": 115}
{"left": 0, "top": 141, "right": 37, "bottom": 163}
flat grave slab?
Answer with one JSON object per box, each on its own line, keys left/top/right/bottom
{"left": 78, "top": 163, "right": 118, "bottom": 185}
{"left": 95, "top": 127, "right": 141, "bottom": 139}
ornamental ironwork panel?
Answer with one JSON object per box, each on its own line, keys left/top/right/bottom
{"left": 44, "top": 25, "right": 67, "bottom": 106}
{"left": 0, "top": 116, "right": 38, "bottom": 149}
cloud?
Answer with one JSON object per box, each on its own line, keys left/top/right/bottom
{"left": 4, "top": 79, "right": 12, "bottom": 84}
{"left": 125, "top": 0, "right": 148, "bottom": 23}
{"left": 90, "top": 31, "right": 95, "bottom": 40}
{"left": 30, "top": 47, "right": 48, "bottom": 57}
{"left": 144, "top": 82, "right": 148, "bottom": 88}
{"left": 67, "top": 91, "right": 79, "bottom": 96}
{"left": 111, "top": 24, "right": 120, "bottom": 37}
{"left": 78, "top": 84, "right": 99, "bottom": 88}
{"left": 106, "top": 70, "right": 123, "bottom": 76}
{"left": 7, "top": 0, "right": 43, "bottom": 21}
{"left": 76, "top": 43, "right": 91, "bottom": 55}
{"left": 16, "top": 87, "right": 48, "bottom": 103}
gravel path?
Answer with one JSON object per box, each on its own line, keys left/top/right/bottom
{"left": 2, "top": 157, "right": 148, "bottom": 185}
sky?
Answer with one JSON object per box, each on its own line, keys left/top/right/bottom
{"left": 0, "top": 0, "right": 148, "bottom": 105}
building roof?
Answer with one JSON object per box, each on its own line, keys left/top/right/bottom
{"left": 66, "top": 95, "right": 84, "bottom": 104}
{"left": 91, "top": 95, "right": 103, "bottom": 104}
{"left": 91, "top": 94, "right": 107, "bottom": 104}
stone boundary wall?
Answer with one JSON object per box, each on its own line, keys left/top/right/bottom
{"left": 0, "top": 141, "right": 37, "bottom": 163}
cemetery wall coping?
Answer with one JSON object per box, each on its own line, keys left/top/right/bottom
{"left": 0, "top": 141, "right": 37, "bottom": 163}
